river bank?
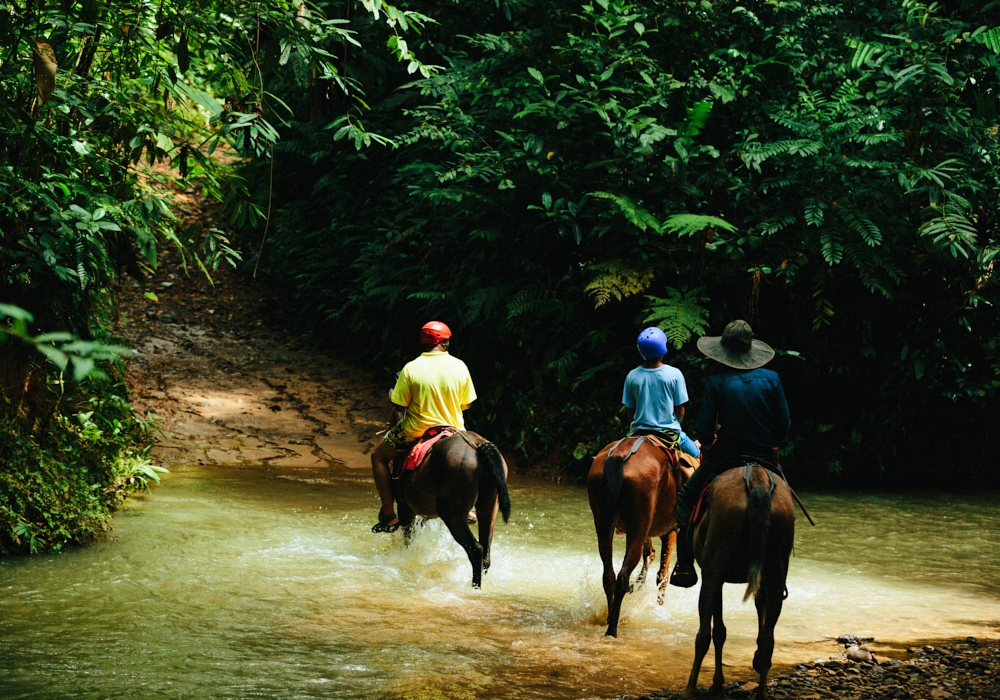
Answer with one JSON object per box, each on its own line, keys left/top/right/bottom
{"left": 624, "top": 638, "right": 1000, "bottom": 700}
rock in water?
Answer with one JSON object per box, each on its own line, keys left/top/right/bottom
{"left": 847, "top": 646, "right": 874, "bottom": 663}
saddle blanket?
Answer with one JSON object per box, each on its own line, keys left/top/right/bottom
{"left": 401, "top": 426, "right": 456, "bottom": 472}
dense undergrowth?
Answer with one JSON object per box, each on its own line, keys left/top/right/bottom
{"left": 0, "top": 365, "right": 161, "bottom": 554}
{"left": 247, "top": 0, "right": 1000, "bottom": 486}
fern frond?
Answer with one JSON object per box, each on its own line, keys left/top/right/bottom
{"left": 755, "top": 215, "right": 796, "bottom": 236}
{"left": 845, "top": 38, "right": 882, "bottom": 70}
{"left": 661, "top": 214, "right": 736, "bottom": 237}
{"left": 507, "top": 285, "right": 550, "bottom": 318}
{"left": 741, "top": 139, "right": 823, "bottom": 171}
{"left": 589, "top": 191, "right": 662, "bottom": 232}
{"left": 584, "top": 261, "right": 654, "bottom": 308}
{"left": 406, "top": 291, "right": 447, "bottom": 300}
{"left": 803, "top": 198, "right": 826, "bottom": 227}
{"left": 642, "top": 288, "right": 710, "bottom": 348}
{"left": 919, "top": 196, "right": 978, "bottom": 259}
{"left": 844, "top": 212, "right": 883, "bottom": 247}
{"left": 820, "top": 230, "right": 845, "bottom": 265}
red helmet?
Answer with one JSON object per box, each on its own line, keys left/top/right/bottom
{"left": 420, "top": 321, "right": 452, "bottom": 345}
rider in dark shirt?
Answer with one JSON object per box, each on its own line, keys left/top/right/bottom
{"left": 669, "top": 320, "right": 791, "bottom": 588}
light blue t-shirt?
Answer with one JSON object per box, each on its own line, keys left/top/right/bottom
{"left": 622, "top": 365, "right": 689, "bottom": 434}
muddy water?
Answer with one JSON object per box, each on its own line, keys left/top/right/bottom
{"left": 2, "top": 464, "right": 999, "bottom": 699}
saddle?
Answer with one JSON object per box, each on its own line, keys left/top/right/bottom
{"left": 393, "top": 426, "right": 457, "bottom": 477}
{"left": 606, "top": 433, "right": 694, "bottom": 493}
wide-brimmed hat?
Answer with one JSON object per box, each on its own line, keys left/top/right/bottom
{"left": 696, "top": 320, "right": 774, "bottom": 370}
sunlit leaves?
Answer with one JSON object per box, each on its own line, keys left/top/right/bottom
{"left": 642, "top": 289, "right": 710, "bottom": 349}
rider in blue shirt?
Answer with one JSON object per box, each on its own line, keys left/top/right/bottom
{"left": 670, "top": 320, "right": 790, "bottom": 588}
{"left": 622, "top": 327, "right": 699, "bottom": 458}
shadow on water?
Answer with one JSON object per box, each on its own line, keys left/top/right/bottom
{"left": 1, "top": 464, "right": 999, "bottom": 699}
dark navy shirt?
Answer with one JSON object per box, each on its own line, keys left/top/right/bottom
{"left": 695, "top": 367, "right": 791, "bottom": 449}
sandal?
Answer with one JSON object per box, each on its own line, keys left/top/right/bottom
{"left": 371, "top": 512, "right": 399, "bottom": 534}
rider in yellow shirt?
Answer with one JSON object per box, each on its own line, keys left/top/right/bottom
{"left": 371, "top": 321, "right": 477, "bottom": 533}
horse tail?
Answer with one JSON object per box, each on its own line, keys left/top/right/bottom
{"left": 743, "top": 467, "right": 774, "bottom": 602}
{"left": 599, "top": 453, "right": 625, "bottom": 538}
{"left": 478, "top": 442, "right": 511, "bottom": 523}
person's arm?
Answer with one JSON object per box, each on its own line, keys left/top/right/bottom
{"left": 389, "top": 403, "right": 407, "bottom": 424}
{"left": 673, "top": 371, "right": 690, "bottom": 427}
{"left": 621, "top": 375, "right": 636, "bottom": 427}
{"left": 389, "top": 369, "right": 411, "bottom": 424}
{"left": 460, "top": 369, "right": 477, "bottom": 414}
{"left": 695, "top": 380, "right": 717, "bottom": 450}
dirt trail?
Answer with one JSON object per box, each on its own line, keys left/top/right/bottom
{"left": 118, "top": 188, "right": 386, "bottom": 474}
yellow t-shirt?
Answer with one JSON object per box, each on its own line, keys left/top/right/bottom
{"left": 390, "top": 352, "right": 477, "bottom": 439}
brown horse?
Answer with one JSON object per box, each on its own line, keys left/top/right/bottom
{"left": 393, "top": 431, "right": 511, "bottom": 589}
{"left": 586, "top": 436, "right": 689, "bottom": 637}
{"left": 683, "top": 464, "right": 795, "bottom": 700}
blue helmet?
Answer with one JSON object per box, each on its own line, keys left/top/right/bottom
{"left": 637, "top": 327, "right": 668, "bottom": 360}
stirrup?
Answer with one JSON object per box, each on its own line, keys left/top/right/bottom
{"left": 669, "top": 563, "right": 698, "bottom": 588}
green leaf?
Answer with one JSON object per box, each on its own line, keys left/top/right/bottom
{"left": 72, "top": 357, "right": 95, "bottom": 381}
{"left": 661, "top": 214, "right": 736, "bottom": 237}
{"left": 527, "top": 67, "right": 544, "bottom": 83}
{"left": 36, "top": 344, "right": 68, "bottom": 371}
{"left": 0, "top": 304, "right": 34, "bottom": 323}
{"left": 155, "top": 133, "right": 175, "bottom": 152}
{"left": 32, "top": 332, "right": 74, "bottom": 344}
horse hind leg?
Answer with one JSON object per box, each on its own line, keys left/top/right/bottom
{"left": 595, "top": 515, "right": 616, "bottom": 626}
{"left": 632, "top": 538, "right": 655, "bottom": 592}
{"left": 442, "top": 513, "right": 484, "bottom": 589}
{"left": 476, "top": 475, "right": 499, "bottom": 572}
{"left": 711, "top": 585, "right": 727, "bottom": 693}
{"left": 656, "top": 530, "right": 675, "bottom": 605}
{"left": 752, "top": 579, "right": 785, "bottom": 699}
{"left": 683, "top": 577, "right": 717, "bottom": 699}
{"left": 606, "top": 532, "right": 647, "bottom": 637}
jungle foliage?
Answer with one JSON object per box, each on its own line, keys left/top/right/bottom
{"left": 0, "top": 0, "right": 422, "bottom": 550}
{"left": 252, "top": 0, "right": 1000, "bottom": 484}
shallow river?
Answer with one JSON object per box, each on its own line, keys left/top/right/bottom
{"left": 2, "top": 462, "right": 999, "bottom": 698}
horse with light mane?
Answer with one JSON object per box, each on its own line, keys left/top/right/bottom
{"left": 683, "top": 463, "right": 795, "bottom": 700}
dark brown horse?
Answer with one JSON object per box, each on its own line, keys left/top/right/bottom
{"left": 683, "top": 464, "right": 795, "bottom": 700}
{"left": 586, "top": 437, "right": 689, "bottom": 637}
{"left": 394, "top": 431, "right": 511, "bottom": 589}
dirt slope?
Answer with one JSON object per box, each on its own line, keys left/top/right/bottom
{"left": 118, "top": 189, "right": 388, "bottom": 473}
